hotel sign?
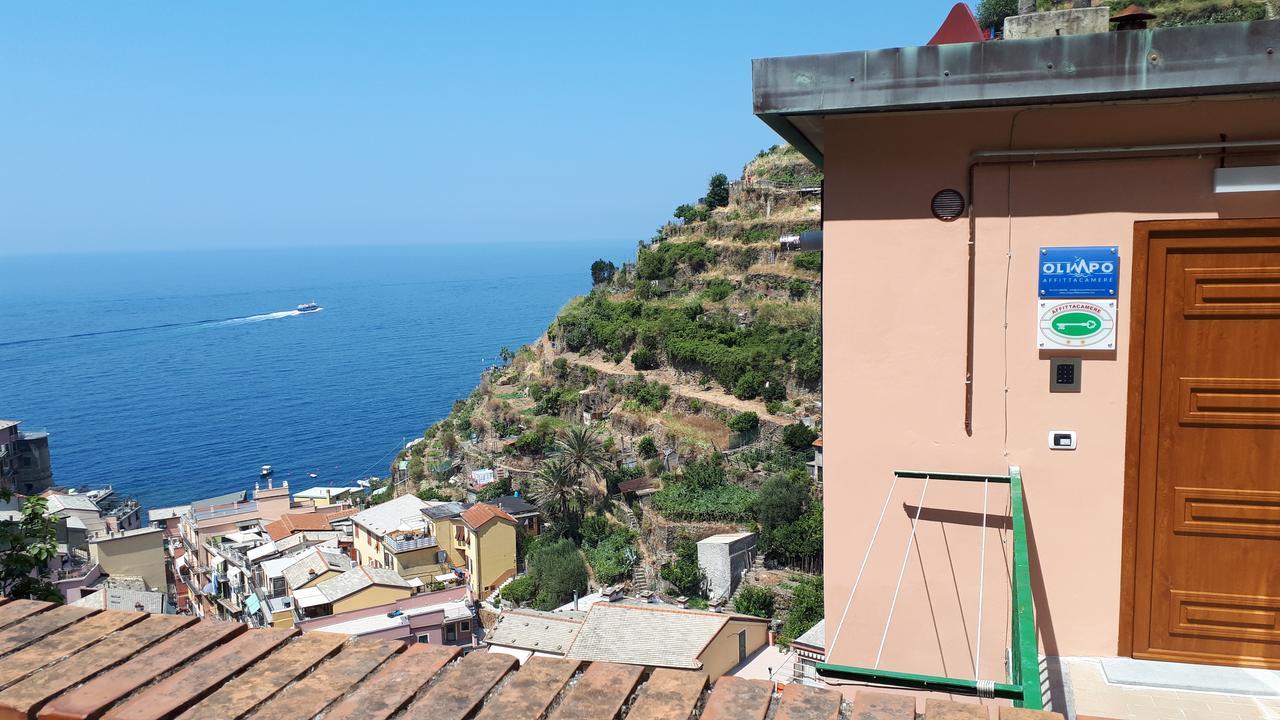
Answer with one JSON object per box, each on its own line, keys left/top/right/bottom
{"left": 1038, "top": 300, "right": 1116, "bottom": 350}
{"left": 1038, "top": 246, "right": 1119, "bottom": 298}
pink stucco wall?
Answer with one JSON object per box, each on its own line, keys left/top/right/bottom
{"left": 821, "top": 97, "right": 1280, "bottom": 676}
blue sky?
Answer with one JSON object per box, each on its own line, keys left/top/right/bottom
{"left": 1, "top": 2, "right": 960, "bottom": 255}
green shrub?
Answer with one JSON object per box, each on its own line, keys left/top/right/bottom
{"left": 727, "top": 411, "right": 759, "bottom": 433}
{"left": 625, "top": 374, "right": 670, "bottom": 410}
{"left": 591, "top": 259, "right": 617, "bottom": 285}
{"left": 975, "top": 0, "right": 1017, "bottom": 30}
{"left": 581, "top": 517, "right": 637, "bottom": 585}
{"left": 788, "top": 279, "right": 810, "bottom": 299}
{"left": 702, "top": 277, "right": 734, "bottom": 302}
{"left": 762, "top": 381, "right": 786, "bottom": 402}
{"left": 652, "top": 457, "right": 755, "bottom": 522}
{"left": 630, "top": 347, "right": 659, "bottom": 370}
{"left": 527, "top": 538, "right": 588, "bottom": 611}
{"left": 779, "top": 576, "right": 824, "bottom": 647}
{"left": 637, "top": 435, "right": 658, "bottom": 458}
{"left": 703, "top": 173, "right": 730, "bottom": 209}
{"left": 660, "top": 541, "right": 705, "bottom": 597}
{"left": 416, "top": 485, "right": 447, "bottom": 501}
{"left": 733, "top": 585, "right": 776, "bottom": 618}
{"left": 765, "top": 400, "right": 785, "bottom": 415}
{"left": 734, "top": 371, "right": 766, "bottom": 400}
{"left": 636, "top": 240, "right": 716, "bottom": 281}
{"left": 500, "top": 574, "right": 537, "bottom": 605}
{"left": 782, "top": 423, "right": 819, "bottom": 451}
{"left": 793, "top": 251, "right": 822, "bottom": 272}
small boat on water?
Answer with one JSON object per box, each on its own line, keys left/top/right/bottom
{"left": 261, "top": 465, "right": 272, "bottom": 477}
{"left": 296, "top": 302, "right": 321, "bottom": 313}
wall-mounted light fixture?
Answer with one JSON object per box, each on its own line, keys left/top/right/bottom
{"left": 1214, "top": 166, "right": 1280, "bottom": 193}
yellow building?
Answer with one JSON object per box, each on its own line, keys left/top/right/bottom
{"left": 87, "top": 527, "right": 166, "bottom": 591}
{"left": 291, "top": 565, "right": 414, "bottom": 619}
{"left": 456, "top": 504, "right": 517, "bottom": 599}
{"left": 350, "top": 495, "right": 517, "bottom": 598}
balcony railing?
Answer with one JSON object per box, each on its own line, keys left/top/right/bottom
{"left": 385, "top": 534, "right": 438, "bottom": 553}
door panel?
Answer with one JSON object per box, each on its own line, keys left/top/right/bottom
{"left": 1131, "top": 222, "right": 1280, "bottom": 668}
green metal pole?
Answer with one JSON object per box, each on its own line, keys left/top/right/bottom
{"left": 1009, "top": 465, "right": 1043, "bottom": 709}
{"left": 814, "top": 664, "right": 1024, "bottom": 700}
{"left": 894, "top": 470, "right": 1011, "bottom": 484}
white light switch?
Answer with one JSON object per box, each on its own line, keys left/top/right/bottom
{"left": 1049, "top": 430, "right": 1077, "bottom": 450}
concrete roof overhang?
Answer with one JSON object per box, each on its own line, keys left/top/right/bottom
{"left": 752, "top": 19, "right": 1280, "bottom": 168}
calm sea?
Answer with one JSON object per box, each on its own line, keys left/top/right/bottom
{"left": 0, "top": 241, "right": 632, "bottom": 511}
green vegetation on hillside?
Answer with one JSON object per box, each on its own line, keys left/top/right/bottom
{"left": 555, "top": 291, "right": 820, "bottom": 398}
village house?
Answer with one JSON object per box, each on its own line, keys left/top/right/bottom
{"left": 351, "top": 494, "right": 517, "bottom": 598}
{"left": 291, "top": 565, "right": 415, "bottom": 621}
{"left": 291, "top": 485, "right": 362, "bottom": 507}
{"left": 564, "top": 601, "right": 769, "bottom": 680}
{"left": 753, "top": 9, "right": 1280, "bottom": 710}
{"left": 484, "top": 494, "right": 542, "bottom": 536}
{"left": 295, "top": 584, "right": 474, "bottom": 645}
{"left": 484, "top": 608, "right": 584, "bottom": 663}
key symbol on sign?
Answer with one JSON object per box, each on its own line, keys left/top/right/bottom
{"left": 1056, "top": 320, "right": 1098, "bottom": 330}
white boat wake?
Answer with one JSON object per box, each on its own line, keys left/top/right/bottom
{"left": 218, "top": 308, "right": 319, "bottom": 326}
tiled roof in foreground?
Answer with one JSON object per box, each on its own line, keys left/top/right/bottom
{"left": 0, "top": 598, "right": 1074, "bottom": 720}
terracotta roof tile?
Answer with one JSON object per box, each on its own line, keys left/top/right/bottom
{"left": 401, "top": 651, "right": 517, "bottom": 720}
{"left": 472, "top": 656, "right": 579, "bottom": 720}
{"left": 0, "top": 599, "right": 1080, "bottom": 720}
{"left": 775, "top": 683, "right": 843, "bottom": 720}
{"left": 173, "top": 631, "right": 346, "bottom": 720}
{"left": 265, "top": 511, "right": 338, "bottom": 541}
{"left": 39, "top": 619, "right": 245, "bottom": 720}
{"left": 621, "top": 667, "right": 707, "bottom": 720}
{"left": 547, "top": 660, "right": 644, "bottom": 720}
{"left": 101, "top": 627, "right": 296, "bottom": 720}
{"left": 0, "top": 599, "right": 54, "bottom": 630}
{"left": 323, "top": 643, "right": 460, "bottom": 720}
{"left": 250, "top": 636, "right": 401, "bottom": 720}
{"left": 0, "top": 605, "right": 96, "bottom": 655}
{"left": 0, "top": 610, "right": 143, "bottom": 688}
{"left": 701, "top": 676, "right": 775, "bottom": 720}
{"left": 851, "top": 691, "right": 916, "bottom": 720}
{"left": 0, "top": 614, "right": 192, "bottom": 720}
{"left": 460, "top": 503, "right": 516, "bottom": 529}
{"left": 925, "top": 698, "right": 989, "bottom": 720}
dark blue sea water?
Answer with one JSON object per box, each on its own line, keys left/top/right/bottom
{"left": 0, "top": 241, "right": 633, "bottom": 511}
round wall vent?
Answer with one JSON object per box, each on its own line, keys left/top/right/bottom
{"left": 931, "top": 189, "right": 966, "bottom": 221}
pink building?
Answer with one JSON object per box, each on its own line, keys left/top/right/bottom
{"left": 753, "top": 12, "right": 1280, "bottom": 705}
{"left": 294, "top": 584, "right": 475, "bottom": 646}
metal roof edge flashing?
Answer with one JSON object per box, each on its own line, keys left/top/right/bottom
{"left": 752, "top": 19, "right": 1280, "bottom": 164}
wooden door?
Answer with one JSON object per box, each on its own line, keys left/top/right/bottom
{"left": 1126, "top": 219, "right": 1280, "bottom": 669}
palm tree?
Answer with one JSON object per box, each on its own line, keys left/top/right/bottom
{"left": 527, "top": 457, "right": 585, "bottom": 526}
{"left": 555, "top": 424, "right": 611, "bottom": 496}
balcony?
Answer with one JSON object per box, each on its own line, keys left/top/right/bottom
{"left": 385, "top": 534, "right": 438, "bottom": 553}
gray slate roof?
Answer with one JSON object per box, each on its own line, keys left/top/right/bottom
{"left": 423, "top": 501, "right": 470, "bottom": 520}
{"left": 71, "top": 587, "right": 166, "bottom": 614}
{"left": 315, "top": 566, "right": 411, "bottom": 603}
{"left": 281, "top": 548, "right": 352, "bottom": 590}
{"left": 565, "top": 603, "right": 739, "bottom": 670}
{"left": 486, "top": 609, "right": 584, "bottom": 655}
{"left": 350, "top": 494, "right": 428, "bottom": 537}
{"left": 191, "top": 489, "right": 248, "bottom": 510}
{"left": 485, "top": 496, "right": 539, "bottom": 518}
{"left": 793, "top": 618, "right": 825, "bottom": 652}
